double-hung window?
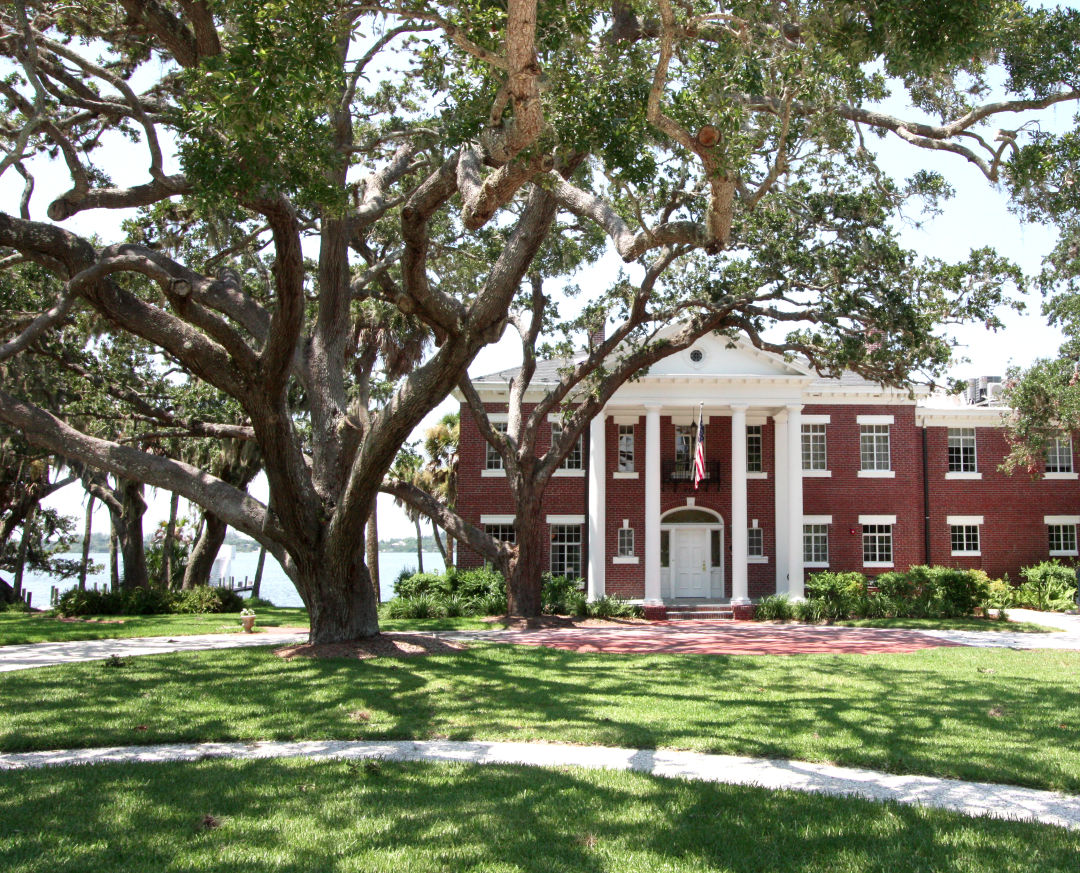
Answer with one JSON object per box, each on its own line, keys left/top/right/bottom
{"left": 801, "top": 424, "right": 827, "bottom": 471}
{"left": 1046, "top": 436, "right": 1074, "bottom": 474}
{"left": 947, "top": 428, "right": 977, "bottom": 473}
{"left": 949, "top": 517, "right": 981, "bottom": 556}
{"left": 484, "top": 524, "right": 516, "bottom": 544}
{"left": 1047, "top": 516, "right": 1079, "bottom": 556}
{"left": 746, "top": 425, "right": 763, "bottom": 473}
{"left": 551, "top": 423, "right": 583, "bottom": 470}
{"left": 550, "top": 525, "right": 583, "bottom": 577}
{"left": 617, "top": 425, "right": 635, "bottom": 472}
{"left": 747, "top": 527, "right": 764, "bottom": 559}
{"left": 860, "top": 425, "right": 891, "bottom": 471}
{"left": 674, "top": 425, "right": 694, "bottom": 478}
{"left": 803, "top": 518, "right": 825, "bottom": 566}
{"left": 860, "top": 516, "right": 895, "bottom": 566}
{"left": 617, "top": 527, "right": 635, "bottom": 557}
{"left": 485, "top": 422, "right": 508, "bottom": 471}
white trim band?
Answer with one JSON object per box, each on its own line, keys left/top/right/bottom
{"left": 857, "top": 415, "right": 895, "bottom": 424}
{"left": 480, "top": 515, "right": 515, "bottom": 525}
{"left": 947, "top": 516, "right": 984, "bottom": 525}
{"left": 547, "top": 514, "right": 586, "bottom": 525}
{"left": 859, "top": 515, "right": 897, "bottom": 525}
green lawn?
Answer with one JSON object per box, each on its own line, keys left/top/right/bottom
{"left": 0, "top": 609, "right": 507, "bottom": 646}
{"left": 3, "top": 644, "right": 1079, "bottom": 793}
{"left": 1, "top": 757, "right": 1076, "bottom": 873}
{"left": 0, "top": 607, "right": 310, "bottom": 645}
{"left": 832, "top": 617, "right": 1058, "bottom": 633}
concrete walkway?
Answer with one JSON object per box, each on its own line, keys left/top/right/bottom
{"left": 2, "top": 738, "right": 1077, "bottom": 831}
{"left": 0, "top": 629, "right": 308, "bottom": 673}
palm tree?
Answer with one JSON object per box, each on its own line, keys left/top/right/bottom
{"left": 389, "top": 447, "right": 431, "bottom": 573}
{"left": 423, "top": 412, "right": 459, "bottom": 567}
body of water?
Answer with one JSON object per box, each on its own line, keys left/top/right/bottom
{"left": 18, "top": 549, "right": 445, "bottom": 609}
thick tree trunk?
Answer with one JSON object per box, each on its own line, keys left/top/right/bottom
{"left": 12, "top": 503, "right": 35, "bottom": 600}
{"left": 298, "top": 551, "right": 380, "bottom": 643}
{"left": 118, "top": 480, "right": 148, "bottom": 590}
{"left": 251, "top": 544, "right": 266, "bottom": 599}
{"left": 506, "top": 495, "right": 544, "bottom": 619}
{"left": 78, "top": 494, "right": 94, "bottom": 590}
{"left": 365, "top": 498, "right": 380, "bottom": 601}
{"left": 160, "top": 491, "right": 180, "bottom": 588}
{"left": 182, "top": 512, "right": 227, "bottom": 590}
{"left": 415, "top": 516, "right": 424, "bottom": 573}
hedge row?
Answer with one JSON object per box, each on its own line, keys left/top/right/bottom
{"left": 56, "top": 585, "right": 246, "bottom": 617}
{"left": 755, "top": 561, "right": 1078, "bottom": 622}
{"left": 384, "top": 567, "right": 641, "bottom": 619}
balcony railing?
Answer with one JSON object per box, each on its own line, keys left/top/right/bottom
{"left": 661, "top": 459, "right": 725, "bottom": 491}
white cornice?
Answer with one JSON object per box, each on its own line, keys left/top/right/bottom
{"left": 915, "top": 407, "right": 1009, "bottom": 428}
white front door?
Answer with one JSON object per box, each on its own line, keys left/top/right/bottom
{"left": 673, "top": 528, "right": 709, "bottom": 598}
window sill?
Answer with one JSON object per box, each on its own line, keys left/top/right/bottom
{"left": 945, "top": 472, "right": 982, "bottom": 480}
{"left": 747, "top": 472, "right": 768, "bottom": 480}
{"left": 612, "top": 471, "right": 639, "bottom": 479}
{"left": 950, "top": 551, "right": 982, "bottom": 557}
{"left": 1050, "top": 550, "right": 1079, "bottom": 557}
{"left": 612, "top": 556, "right": 639, "bottom": 564}
{"left": 481, "top": 469, "right": 506, "bottom": 478}
{"left": 863, "top": 561, "right": 894, "bottom": 568}
{"left": 747, "top": 556, "right": 768, "bottom": 564}
{"left": 1044, "top": 472, "right": 1079, "bottom": 480}
{"left": 802, "top": 469, "right": 832, "bottom": 477}
{"left": 858, "top": 470, "right": 895, "bottom": 478}
{"left": 553, "top": 468, "right": 585, "bottom": 477}
{"left": 805, "top": 561, "right": 830, "bottom": 569}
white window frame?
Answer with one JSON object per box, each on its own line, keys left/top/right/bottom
{"left": 946, "top": 427, "right": 979, "bottom": 477}
{"left": 949, "top": 524, "right": 981, "bottom": 556}
{"left": 746, "top": 425, "right": 763, "bottom": 474}
{"left": 1046, "top": 515, "right": 1080, "bottom": 556}
{"left": 617, "top": 424, "right": 635, "bottom": 473}
{"left": 550, "top": 524, "right": 583, "bottom": 578}
{"left": 803, "top": 516, "right": 830, "bottom": 568}
{"left": 801, "top": 423, "right": 828, "bottom": 474}
{"left": 859, "top": 424, "right": 893, "bottom": 476}
{"left": 551, "top": 422, "right": 584, "bottom": 476}
{"left": 859, "top": 515, "right": 895, "bottom": 567}
{"left": 482, "top": 421, "right": 508, "bottom": 476}
{"left": 747, "top": 526, "right": 765, "bottom": 562}
{"left": 617, "top": 527, "right": 635, "bottom": 558}
{"left": 1045, "top": 436, "right": 1077, "bottom": 478}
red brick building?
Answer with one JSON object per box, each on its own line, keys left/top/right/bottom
{"left": 455, "top": 336, "right": 1079, "bottom": 604}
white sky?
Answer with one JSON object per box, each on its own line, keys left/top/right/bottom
{"left": 5, "top": 34, "right": 1073, "bottom": 540}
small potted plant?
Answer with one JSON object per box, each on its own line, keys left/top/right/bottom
{"left": 240, "top": 608, "right": 256, "bottom": 633}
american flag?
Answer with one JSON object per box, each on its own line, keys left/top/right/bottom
{"left": 692, "top": 405, "right": 706, "bottom": 489}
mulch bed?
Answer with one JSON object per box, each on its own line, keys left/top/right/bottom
{"left": 275, "top": 633, "right": 467, "bottom": 661}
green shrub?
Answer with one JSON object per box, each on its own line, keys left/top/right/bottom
{"left": 874, "top": 571, "right": 917, "bottom": 601}
{"left": 121, "top": 586, "right": 175, "bottom": 615}
{"left": 805, "top": 571, "right": 866, "bottom": 620}
{"left": 173, "top": 586, "right": 245, "bottom": 614}
{"left": 587, "top": 595, "right": 641, "bottom": 619}
{"left": 542, "top": 573, "right": 585, "bottom": 615}
{"left": 755, "top": 594, "right": 793, "bottom": 622}
{"left": 1018, "top": 561, "right": 1078, "bottom": 611}
{"left": 927, "top": 567, "right": 988, "bottom": 618}
{"left": 454, "top": 567, "right": 505, "bottom": 600}
{"left": 245, "top": 596, "right": 277, "bottom": 609}
{"left": 56, "top": 587, "right": 123, "bottom": 616}
{"left": 982, "top": 577, "right": 1015, "bottom": 609}
{"left": 394, "top": 572, "right": 450, "bottom": 599}
{"left": 442, "top": 594, "right": 467, "bottom": 618}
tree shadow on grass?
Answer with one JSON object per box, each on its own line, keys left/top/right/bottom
{"left": 0, "top": 757, "right": 1077, "bottom": 873}
{"left": 1, "top": 644, "right": 1078, "bottom": 793}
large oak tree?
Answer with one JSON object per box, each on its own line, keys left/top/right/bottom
{"left": 1, "top": 1, "right": 1078, "bottom": 639}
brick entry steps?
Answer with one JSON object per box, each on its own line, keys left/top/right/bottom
{"left": 663, "top": 603, "right": 735, "bottom": 621}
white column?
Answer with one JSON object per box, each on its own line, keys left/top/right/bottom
{"left": 644, "top": 404, "right": 662, "bottom": 603}
{"left": 786, "top": 404, "right": 805, "bottom": 599}
{"left": 730, "top": 403, "right": 749, "bottom": 604}
{"left": 587, "top": 412, "right": 606, "bottom": 601}
{"left": 773, "top": 409, "right": 789, "bottom": 596}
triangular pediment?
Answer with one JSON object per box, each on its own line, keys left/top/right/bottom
{"left": 645, "top": 333, "right": 811, "bottom": 379}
